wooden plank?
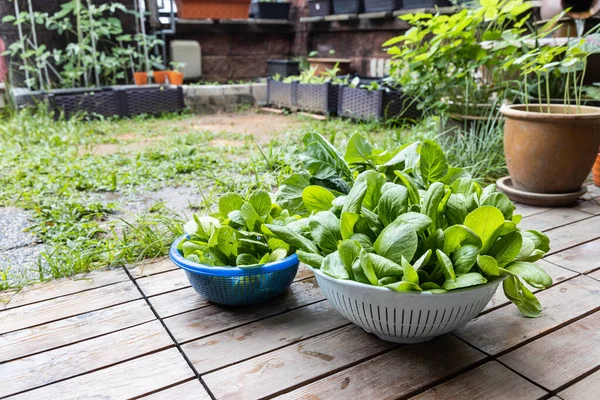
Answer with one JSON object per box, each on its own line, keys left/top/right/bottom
{"left": 150, "top": 287, "right": 210, "bottom": 318}
{"left": 558, "top": 369, "right": 600, "bottom": 400}
{"left": 513, "top": 202, "right": 551, "bottom": 217}
{"left": 586, "top": 183, "right": 600, "bottom": 197}
{"left": 0, "top": 281, "right": 141, "bottom": 335}
{"left": 410, "top": 362, "right": 547, "bottom": 400}
{"left": 182, "top": 301, "right": 349, "bottom": 374}
{"left": 499, "top": 311, "right": 600, "bottom": 391}
{"left": 296, "top": 263, "right": 314, "bottom": 281}
{"left": 129, "top": 258, "right": 178, "bottom": 278}
{"left": 141, "top": 379, "right": 211, "bottom": 400}
{"left": 165, "top": 278, "right": 325, "bottom": 343}
{"left": 0, "top": 320, "right": 173, "bottom": 397}
{"left": 545, "top": 216, "right": 600, "bottom": 255}
{"left": 545, "top": 238, "right": 600, "bottom": 274}
{"left": 260, "top": 107, "right": 284, "bottom": 114}
{"left": 298, "top": 111, "right": 327, "bottom": 121}
{"left": 0, "top": 300, "right": 155, "bottom": 362}
{"left": 8, "top": 348, "right": 195, "bottom": 400}
{"left": 276, "top": 335, "right": 485, "bottom": 400}
{"left": 482, "top": 259, "right": 578, "bottom": 313}
{"left": 454, "top": 276, "right": 600, "bottom": 355}
{"left": 137, "top": 269, "right": 190, "bottom": 297}
{"left": 203, "top": 325, "right": 396, "bottom": 400}
{"left": 574, "top": 199, "right": 600, "bottom": 215}
{"left": 0, "top": 268, "right": 129, "bottom": 310}
{"left": 519, "top": 208, "right": 592, "bottom": 232}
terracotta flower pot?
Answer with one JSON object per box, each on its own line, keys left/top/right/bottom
{"left": 153, "top": 70, "right": 168, "bottom": 84}
{"left": 167, "top": 71, "right": 184, "bottom": 85}
{"left": 593, "top": 150, "right": 600, "bottom": 187}
{"left": 501, "top": 104, "right": 600, "bottom": 194}
{"left": 133, "top": 72, "right": 148, "bottom": 86}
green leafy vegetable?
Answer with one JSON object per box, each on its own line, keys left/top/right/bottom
{"left": 178, "top": 189, "right": 297, "bottom": 268}
{"left": 267, "top": 134, "right": 553, "bottom": 317}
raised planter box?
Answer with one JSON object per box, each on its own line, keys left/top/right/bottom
{"left": 267, "top": 79, "right": 296, "bottom": 109}
{"left": 13, "top": 85, "right": 184, "bottom": 118}
{"left": 295, "top": 82, "right": 338, "bottom": 115}
{"left": 364, "top": 0, "right": 402, "bottom": 12}
{"left": 338, "top": 86, "right": 420, "bottom": 121}
{"left": 332, "top": 0, "right": 363, "bottom": 14}
{"left": 308, "top": 0, "right": 332, "bottom": 16}
{"left": 119, "top": 86, "right": 185, "bottom": 117}
{"left": 176, "top": 0, "right": 251, "bottom": 19}
{"left": 50, "top": 88, "right": 121, "bottom": 118}
{"left": 250, "top": 2, "right": 291, "bottom": 19}
{"left": 267, "top": 59, "right": 299, "bottom": 78}
{"left": 402, "top": 0, "right": 449, "bottom": 9}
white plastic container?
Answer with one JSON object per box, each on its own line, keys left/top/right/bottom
{"left": 310, "top": 266, "right": 504, "bottom": 343}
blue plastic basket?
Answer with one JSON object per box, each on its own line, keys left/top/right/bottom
{"left": 169, "top": 235, "right": 299, "bottom": 306}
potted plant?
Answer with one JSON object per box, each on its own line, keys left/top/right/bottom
{"left": 176, "top": 0, "right": 252, "bottom": 19}
{"left": 169, "top": 189, "right": 300, "bottom": 306}
{"left": 250, "top": 0, "right": 291, "bottom": 19}
{"left": 308, "top": 0, "right": 332, "bottom": 16}
{"left": 292, "top": 65, "right": 346, "bottom": 115}
{"left": 338, "top": 78, "right": 419, "bottom": 121}
{"left": 384, "top": 1, "right": 534, "bottom": 118}
{"left": 167, "top": 61, "right": 185, "bottom": 85}
{"left": 270, "top": 134, "right": 553, "bottom": 343}
{"left": 153, "top": 70, "right": 169, "bottom": 84}
{"left": 498, "top": 28, "right": 600, "bottom": 205}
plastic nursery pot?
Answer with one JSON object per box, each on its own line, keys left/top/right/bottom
{"left": 500, "top": 104, "right": 600, "bottom": 194}
{"left": 153, "top": 70, "right": 169, "bottom": 84}
{"left": 133, "top": 72, "right": 148, "bottom": 86}
{"left": 594, "top": 150, "right": 600, "bottom": 187}
{"left": 310, "top": 266, "right": 506, "bottom": 343}
{"left": 167, "top": 71, "right": 184, "bottom": 85}
{"left": 169, "top": 235, "right": 299, "bottom": 306}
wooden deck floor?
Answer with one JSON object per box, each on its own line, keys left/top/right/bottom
{"left": 1, "top": 185, "right": 600, "bottom": 399}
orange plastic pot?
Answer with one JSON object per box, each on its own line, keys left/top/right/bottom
{"left": 176, "top": 0, "right": 251, "bottom": 19}
{"left": 167, "top": 71, "right": 184, "bottom": 85}
{"left": 153, "top": 70, "right": 168, "bottom": 84}
{"left": 133, "top": 72, "right": 148, "bottom": 86}
{"left": 594, "top": 150, "right": 600, "bottom": 187}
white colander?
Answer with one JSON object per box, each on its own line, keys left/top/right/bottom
{"left": 310, "top": 266, "right": 504, "bottom": 343}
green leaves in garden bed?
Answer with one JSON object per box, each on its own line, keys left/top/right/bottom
{"left": 178, "top": 189, "right": 298, "bottom": 268}
{"left": 270, "top": 134, "right": 553, "bottom": 317}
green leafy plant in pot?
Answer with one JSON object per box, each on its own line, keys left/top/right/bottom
{"left": 498, "top": 27, "right": 600, "bottom": 205}
{"left": 271, "top": 133, "right": 553, "bottom": 342}
{"left": 383, "top": 0, "right": 534, "bottom": 120}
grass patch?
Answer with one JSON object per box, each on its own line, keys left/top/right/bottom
{"left": 0, "top": 108, "right": 505, "bottom": 289}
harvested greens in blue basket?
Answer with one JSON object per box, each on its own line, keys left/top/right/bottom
{"left": 178, "top": 189, "right": 299, "bottom": 268}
